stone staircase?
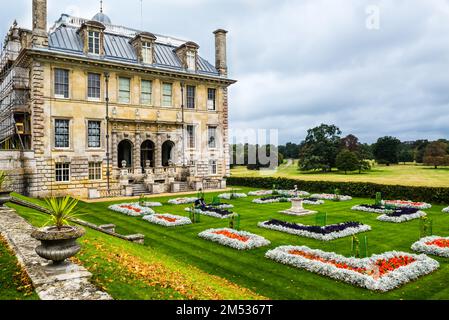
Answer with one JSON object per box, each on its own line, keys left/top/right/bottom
{"left": 132, "top": 183, "right": 149, "bottom": 196}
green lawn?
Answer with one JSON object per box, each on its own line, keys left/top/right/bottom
{"left": 9, "top": 188, "right": 449, "bottom": 300}
{"left": 231, "top": 161, "right": 449, "bottom": 187}
{"left": 0, "top": 235, "right": 38, "bottom": 300}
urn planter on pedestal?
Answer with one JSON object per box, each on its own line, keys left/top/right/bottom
{"left": 280, "top": 198, "right": 317, "bottom": 216}
{"left": 31, "top": 226, "right": 85, "bottom": 264}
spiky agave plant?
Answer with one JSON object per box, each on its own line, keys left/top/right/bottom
{"left": 44, "top": 196, "right": 80, "bottom": 230}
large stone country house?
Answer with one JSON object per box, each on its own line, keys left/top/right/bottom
{"left": 0, "top": 0, "right": 235, "bottom": 198}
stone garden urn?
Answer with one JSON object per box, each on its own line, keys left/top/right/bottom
{"left": 31, "top": 225, "right": 85, "bottom": 264}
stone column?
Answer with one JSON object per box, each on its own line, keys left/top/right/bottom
{"left": 155, "top": 134, "right": 162, "bottom": 167}
{"left": 111, "top": 132, "right": 118, "bottom": 169}
{"left": 213, "top": 29, "right": 228, "bottom": 76}
{"left": 32, "top": 0, "right": 48, "bottom": 48}
{"left": 134, "top": 132, "right": 142, "bottom": 173}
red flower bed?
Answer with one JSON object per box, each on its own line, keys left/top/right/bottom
{"left": 288, "top": 250, "right": 415, "bottom": 277}
{"left": 155, "top": 215, "right": 178, "bottom": 223}
{"left": 120, "top": 205, "right": 141, "bottom": 213}
{"left": 426, "top": 239, "right": 449, "bottom": 248}
{"left": 213, "top": 230, "right": 250, "bottom": 243}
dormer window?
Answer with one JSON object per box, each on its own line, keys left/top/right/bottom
{"left": 187, "top": 51, "right": 196, "bottom": 71}
{"left": 130, "top": 32, "right": 157, "bottom": 65}
{"left": 88, "top": 31, "right": 100, "bottom": 54}
{"left": 142, "top": 41, "right": 153, "bottom": 64}
{"left": 175, "top": 41, "right": 199, "bottom": 72}
{"left": 77, "top": 20, "right": 105, "bottom": 56}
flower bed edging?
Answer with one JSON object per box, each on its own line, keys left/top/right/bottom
{"left": 142, "top": 214, "right": 192, "bottom": 227}
{"left": 377, "top": 210, "right": 426, "bottom": 223}
{"left": 412, "top": 236, "right": 449, "bottom": 258}
{"left": 185, "top": 207, "right": 233, "bottom": 219}
{"left": 310, "top": 194, "right": 352, "bottom": 201}
{"left": 199, "top": 228, "right": 270, "bottom": 250}
{"left": 266, "top": 246, "right": 439, "bottom": 292}
{"left": 168, "top": 197, "right": 198, "bottom": 205}
{"left": 218, "top": 193, "right": 247, "bottom": 200}
{"left": 443, "top": 207, "right": 449, "bottom": 213}
{"left": 108, "top": 203, "right": 155, "bottom": 216}
{"left": 352, "top": 205, "right": 393, "bottom": 214}
{"left": 258, "top": 220, "right": 371, "bottom": 241}
{"left": 248, "top": 190, "right": 273, "bottom": 196}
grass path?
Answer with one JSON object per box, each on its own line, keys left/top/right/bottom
{"left": 8, "top": 187, "right": 449, "bottom": 300}
{"left": 232, "top": 162, "right": 449, "bottom": 187}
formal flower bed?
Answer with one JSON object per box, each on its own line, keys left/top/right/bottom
{"left": 443, "top": 207, "right": 449, "bottom": 213}
{"left": 108, "top": 203, "right": 155, "bottom": 216}
{"left": 259, "top": 220, "right": 371, "bottom": 241}
{"left": 252, "top": 195, "right": 291, "bottom": 204}
{"left": 199, "top": 228, "right": 270, "bottom": 250}
{"left": 142, "top": 214, "right": 192, "bottom": 227}
{"left": 382, "top": 200, "right": 432, "bottom": 210}
{"left": 352, "top": 204, "right": 394, "bottom": 214}
{"left": 168, "top": 197, "right": 198, "bottom": 205}
{"left": 276, "top": 190, "right": 310, "bottom": 197}
{"left": 142, "top": 202, "right": 163, "bottom": 207}
{"left": 310, "top": 194, "right": 352, "bottom": 201}
{"left": 412, "top": 236, "right": 449, "bottom": 258}
{"left": 218, "top": 193, "right": 247, "bottom": 200}
{"left": 266, "top": 246, "right": 439, "bottom": 292}
{"left": 185, "top": 206, "right": 234, "bottom": 219}
{"left": 302, "top": 198, "right": 325, "bottom": 205}
{"left": 248, "top": 190, "right": 273, "bottom": 196}
{"left": 209, "top": 203, "right": 234, "bottom": 209}
{"left": 377, "top": 208, "right": 426, "bottom": 223}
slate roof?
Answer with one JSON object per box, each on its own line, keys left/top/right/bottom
{"left": 47, "top": 15, "right": 220, "bottom": 76}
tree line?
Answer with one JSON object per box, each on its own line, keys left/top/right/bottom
{"left": 230, "top": 124, "right": 449, "bottom": 173}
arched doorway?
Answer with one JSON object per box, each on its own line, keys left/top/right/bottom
{"left": 118, "top": 140, "right": 133, "bottom": 169}
{"left": 162, "top": 140, "right": 175, "bottom": 167}
{"left": 141, "top": 140, "right": 155, "bottom": 169}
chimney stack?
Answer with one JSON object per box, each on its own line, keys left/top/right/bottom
{"left": 32, "top": 0, "right": 48, "bottom": 47}
{"left": 214, "top": 29, "right": 228, "bottom": 76}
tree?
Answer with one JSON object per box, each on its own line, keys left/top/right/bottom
{"left": 336, "top": 150, "right": 359, "bottom": 174}
{"left": 298, "top": 124, "right": 342, "bottom": 172}
{"left": 372, "top": 136, "right": 401, "bottom": 166}
{"left": 412, "top": 140, "right": 429, "bottom": 163}
{"left": 398, "top": 144, "right": 414, "bottom": 164}
{"left": 341, "top": 134, "right": 360, "bottom": 152}
{"left": 423, "top": 141, "right": 449, "bottom": 169}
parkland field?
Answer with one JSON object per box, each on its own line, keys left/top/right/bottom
{"left": 231, "top": 161, "right": 449, "bottom": 187}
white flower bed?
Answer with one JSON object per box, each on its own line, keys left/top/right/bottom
{"left": 185, "top": 207, "right": 233, "bottom": 219}
{"left": 310, "top": 194, "right": 352, "bottom": 201}
{"left": 218, "top": 193, "right": 247, "bottom": 200}
{"left": 248, "top": 190, "right": 273, "bottom": 196}
{"left": 377, "top": 210, "right": 426, "bottom": 223}
{"left": 142, "top": 202, "right": 163, "bottom": 207}
{"left": 252, "top": 197, "right": 291, "bottom": 204}
{"left": 142, "top": 214, "right": 192, "bottom": 227}
{"left": 443, "top": 207, "right": 449, "bottom": 213}
{"left": 266, "top": 246, "right": 439, "bottom": 292}
{"left": 303, "top": 199, "right": 325, "bottom": 205}
{"left": 352, "top": 205, "right": 394, "bottom": 214}
{"left": 108, "top": 203, "right": 155, "bottom": 216}
{"left": 199, "top": 228, "right": 270, "bottom": 250}
{"left": 276, "top": 190, "right": 310, "bottom": 197}
{"left": 412, "top": 236, "right": 449, "bottom": 258}
{"left": 382, "top": 200, "right": 432, "bottom": 210}
{"left": 212, "top": 204, "right": 234, "bottom": 209}
{"left": 258, "top": 221, "right": 371, "bottom": 241}
{"left": 168, "top": 197, "right": 198, "bottom": 205}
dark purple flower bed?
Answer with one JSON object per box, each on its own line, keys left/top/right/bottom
{"left": 302, "top": 198, "right": 320, "bottom": 202}
{"left": 197, "top": 205, "right": 233, "bottom": 217}
{"left": 264, "top": 219, "right": 364, "bottom": 235}
{"left": 387, "top": 207, "right": 420, "bottom": 217}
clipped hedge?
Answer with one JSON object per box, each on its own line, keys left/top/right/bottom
{"left": 227, "top": 177, "right": 449, "bottom": 205}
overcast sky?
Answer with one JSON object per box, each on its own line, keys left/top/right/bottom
{"left": 2, "top": 0, "right": 449, "bottom": 144}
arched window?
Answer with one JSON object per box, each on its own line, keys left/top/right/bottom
{"left": 118, "top": 140, "right": 133, "bottom": 168}
{"left": 141, "top": 140, "right": 155, "bottom": 168}
{"left": 161, "top": 140, "right": 175, "bottom": 167}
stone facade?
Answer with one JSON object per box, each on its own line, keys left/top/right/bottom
{"left": 0, "top": 1, "right": 235, "bottom": 198}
